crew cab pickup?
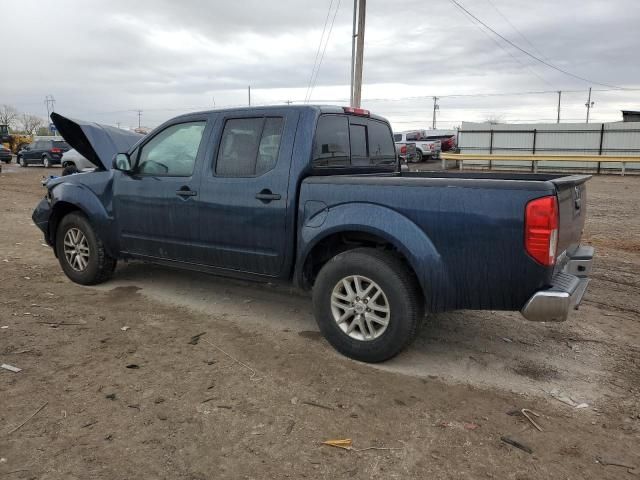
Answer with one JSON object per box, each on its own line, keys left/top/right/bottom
{"left": 394, "top": 130, "right": 441, "bottom": 162}
{"left": 33, "top": 106, "right": 594, "bottom": 362}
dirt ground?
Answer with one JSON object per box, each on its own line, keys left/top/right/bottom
{"left": 1, "top": 163, "right": 638, "bottom": 479}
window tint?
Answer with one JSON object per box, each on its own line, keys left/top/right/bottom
{"left": 53, "top": 141, "right": 69, "bottom": 149}
{"left": 138, "top": 122, "right": 205, "bottom": 176}
{"left": 313, "top": 115, "right": 350, "bottom": 167}
{"left": 406, "top": 132, "right": 419, "bottom": 141}
{"left": 349, "top": 124, "right": 368, "bottom": 166}
{"left": 393, "top": 134, "right": 402, "bottom": 142}
{"left": 216, "top": 117, "right": 283, "bottom": 176}
{"left": 367, "top": 120, "right": 396, "bottom": 165}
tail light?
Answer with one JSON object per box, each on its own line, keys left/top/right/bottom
{"left": 525, "top": 195, "right": 559, "bottom": 266}
{"left": 343, "top": 106, "right": 370, "bottom": 116}
{"left": 51, "top": 148, "right": 61, "bottom": 153}
{"left": 400, "top": 145, "right": 407, "bottom": 154}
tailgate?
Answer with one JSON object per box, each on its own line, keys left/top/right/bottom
{"left": 551, "top": 175, "right": 590, "bottom": 257}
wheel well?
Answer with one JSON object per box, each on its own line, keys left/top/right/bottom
{"left": 48, "top": 202, "right": 82, "bottom": 246}
{"left": 301, "top": 231, "right": 417, "bottom": 290}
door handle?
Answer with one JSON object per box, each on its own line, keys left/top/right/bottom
{"left": 255, "top": 189, "right": 281, "bottom": 202}
{"left": 176, "top": 188, "right": 197, "bottom": 197}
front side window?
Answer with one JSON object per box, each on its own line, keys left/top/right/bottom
{"left": 393, "top": 133, "right": 402, "bottom": 142}
{"left": 137, "top": 122, "right": 205, "bottom": 176}
{"left": 216, "top": 117, "right": 284, "bottom": 176}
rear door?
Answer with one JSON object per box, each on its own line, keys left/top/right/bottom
{"left": 197, "top": 108, "right": 299, "bottom": 275}
{"left": 113, "top": 115, "right": 210, "bottom": 262}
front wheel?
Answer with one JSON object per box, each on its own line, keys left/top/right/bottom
{"left": 18, "top": 156, "right": 26, "bottom": 167}
{"left": 312, "top": 248, "right": 424, "bottom": 362}
{"left": 55, "top": 212, "right": 116, "bottom": 285}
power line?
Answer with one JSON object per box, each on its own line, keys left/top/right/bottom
{"left": 307, "top": 0, "right": 342, "bottom": 103}
{"left": 449, "top": 0, "right": 622, "bottom": 89}
{"left": 451, "top": 0, "right": 555, "bottom": 88}
{"left": 304, "top": 0, "right": 335, "bottom": 103}
{"left": 483, "top": 0, "right": 549, "bottom": 61}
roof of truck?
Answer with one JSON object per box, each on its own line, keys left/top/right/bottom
{"left": 170, "top": 105, "right": 390, "bottom": 123}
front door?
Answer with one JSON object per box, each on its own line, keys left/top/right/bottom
{"left": 197, "top": 109, "right": 298, "bottom": 276}
{"left": 113, "top": 117, "right": 209, "bottom": 263}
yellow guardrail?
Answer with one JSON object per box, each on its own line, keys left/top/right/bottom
{"left": 440, "top": 153, "right": 640, "bottom": 175}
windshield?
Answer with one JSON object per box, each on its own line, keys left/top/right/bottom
{"left": 0, "top": 125, "right": 8, "bottom": 135}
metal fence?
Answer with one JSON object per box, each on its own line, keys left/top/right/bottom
{"left": 457, "top": 122, "right": 640, "bottom": 172}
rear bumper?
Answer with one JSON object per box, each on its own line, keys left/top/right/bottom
{"left": 521, "top": 246, "right": 594, "bottom": 322}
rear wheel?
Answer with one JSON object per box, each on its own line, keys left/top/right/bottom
{"left": 312, "top": 248, "right": 423, "bottom": 362}
{"left": 18, "top": 156, "right": 26, "bottom": 167}
{"left": 412, "top": 150, "right": 423, "bottom": 163}
{"left": 42, "top": 155, "right": 51, "bottom": 168}
{"left": 55, "top": 212, "right": 116, "bottom": 285}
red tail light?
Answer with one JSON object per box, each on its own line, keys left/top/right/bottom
{"left": 342, "top": 106, "right": 370, "bottom": 116}
{"left": 51, "top": 148, "right": 62, "bottom": 153}
{"left": 400, "top": 145, "right": 407, "bottom": 154}
{"left": 525, "top": 195, "right": 559, "bottom": 266}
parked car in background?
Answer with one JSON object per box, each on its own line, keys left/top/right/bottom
{"left": 33, "top": 106, "right": 594, "bottom": 363}
{"left": 418, "top": 130, "right": 458, "bottom": 152}
{"left": 0, "top": 145, "right": 12, "bottom": 163}
{"left": 393, "top": 131, "right": 441, "bottom": 162}
{"left": 17, "top": 139, "right": 70, "bottom": 167}
{"left": 61, "top": 148, "right": 96, "bottom": 175}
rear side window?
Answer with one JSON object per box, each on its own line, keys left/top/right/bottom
{"left": 313, "top": 115, "right": 396, "bottom": 168}
{"left": 216, "top": 117, "right": 284, "bottom": 176}
{"left": 313, "top": 115, "right": 350, "bottom": 168}
{"left": 53, "top": 141, "right": 69, "bottom": 149}
{"left": 393, "top": 134, "right": 402, "bottom": 142}
{"left": 368, "top": 120, "right": 396, "bottom": 165}
{"left": 406, "top": 132, "right": 419, "bottom": 141}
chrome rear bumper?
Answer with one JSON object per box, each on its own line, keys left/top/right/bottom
{"left": 521, "top": 246, "right": 594, "bottom": 322}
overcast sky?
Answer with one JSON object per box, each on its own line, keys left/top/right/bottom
{"left": 3, "top": 0, "right": 640, "bottom": 130}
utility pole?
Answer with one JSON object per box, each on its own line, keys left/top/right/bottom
{"left": 136, "top": 110, "right": 142, "bottom": 128}
{"left": 556, "top": 91, "right": 561, "bottom": 123}
{"left": 116, "top": 122, "right": 121, "bottom": 129}
{"left": 585, "top": 87, "right": 594, "bottom": 123}
{"left": 45, "top": 95, "right": 56, "bottom": 133}
{"left": 248, "top": 86, "right": 251, "bottom": 106}
{"left": 351, "top": 0, "right": 366, "bottom": 108}
{"left": 432, "top": 96, "right": 439, "bottom": 129}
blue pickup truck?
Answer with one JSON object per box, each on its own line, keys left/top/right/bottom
{"left": 33, "top": 106, "right": 593, "bottom": 362}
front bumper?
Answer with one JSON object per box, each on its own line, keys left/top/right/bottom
{"left": 521, "top": 246, "right": 594, "bottom": 322}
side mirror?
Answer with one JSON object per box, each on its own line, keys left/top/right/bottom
{"left": 112, "top": 153, "right": 132, "bottom": 172}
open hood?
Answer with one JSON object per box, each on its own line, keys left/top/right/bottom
{"left": 50, "top": 112, "right": 144, "bottom": 170}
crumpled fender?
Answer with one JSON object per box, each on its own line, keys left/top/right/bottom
{"left": 295, "top": 202, "right": 453, "bottom": 311}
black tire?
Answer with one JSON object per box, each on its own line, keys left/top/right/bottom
{"left": 312, "top": 248, "right": 423, "bottom": 363}
{"left": 62, "top": 164, "right": 79, "bottom": 176}
{"left": 18, "top": 156, "right": 26, "bottom": 167}
{"left": 411, "top": 150, "right": 423, "bottom": 163}
{"left": 55, "top": 212, "right": 116, "bottom": 285}
{"left": 43, "top": 155, "right": 51, "bottom": 168}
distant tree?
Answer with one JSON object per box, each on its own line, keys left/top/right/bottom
{"left": 0, "top": 104, "right": 19, "bottom": 129}
{"left": 36, "top": 126, "right": 50, "bottom": 136}
{"left": 20, "top": 113, "right": 45, "bottom": 135}
{"left": 484, "top": 115, "right": 504, "bottom": 125}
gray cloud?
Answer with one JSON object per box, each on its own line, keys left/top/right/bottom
{"left": 2, "top": 0, "right": 639, "bottom": 129}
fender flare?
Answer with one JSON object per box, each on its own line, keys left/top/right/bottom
{"left": 49, "top": 183, "right": 117, "bottom": 257}
{"left": 295, "top": 203, "right": 453, "bottom": 311}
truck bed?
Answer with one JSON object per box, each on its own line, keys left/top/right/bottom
{"left": 301, "top": 171, "right": 589, "bottom": 312}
